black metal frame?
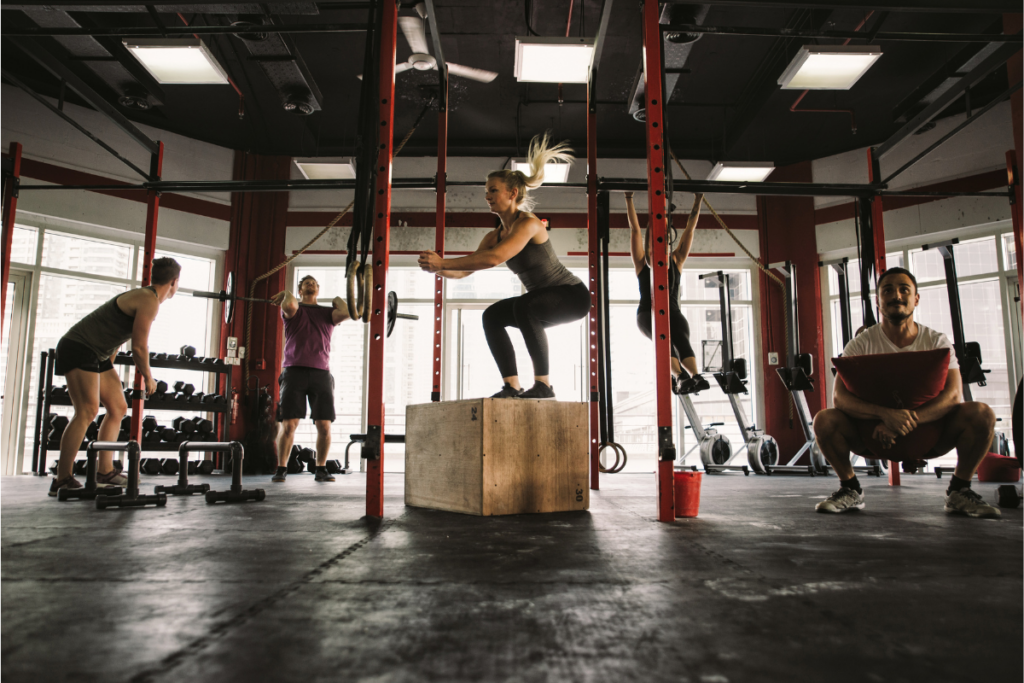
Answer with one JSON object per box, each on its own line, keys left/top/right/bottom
{"left": 2, "top": 23, "right": 370, "bottom": 38}
{"left": 821, "top": 257, "right": 854, "bottom": 348}
{"left": 659, "top": 23, "right": 1021, "bottom": 43}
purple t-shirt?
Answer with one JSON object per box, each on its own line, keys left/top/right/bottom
{"left": 282, "top": 305, "right": 336, "bottom": 370}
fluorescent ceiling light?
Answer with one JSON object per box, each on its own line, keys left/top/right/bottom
{"left": 295, "top": 159, "right": 356, "bottom": 180}
{"left": 514, "top": 37, "right": 595, "bottom": 83}
{"left": 778, "top": 45, "right": 882, "bottom": 90}
{"left": 512, "top": 161, "right": 571, "bottom": 184}
{"left": 707, "top": 162, "right": 775, "bottom": 183}
{"left": 124, "top": 38, "right": 229, "bottom": 84}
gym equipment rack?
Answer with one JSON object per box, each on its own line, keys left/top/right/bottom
{"left": 31, "top": 349, "right": 233, "bottom": 475}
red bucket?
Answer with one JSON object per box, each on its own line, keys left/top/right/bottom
{"left": 674, "top": 470, "right": 703, "bottom": 518}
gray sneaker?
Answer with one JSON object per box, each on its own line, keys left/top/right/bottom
{"left": 815, "top": 487, "right": 865, "bottom": 513}
{"left": 96, "top": 469, "right": 128, "bottom": 488}
{"left": 944, "top": 488, "right": 1001, "bottom": 518}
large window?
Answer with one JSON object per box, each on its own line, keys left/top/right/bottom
{"left": 2, "top": 225, "right": 219, "bottom": 474}
{"left": 824, "top": 231, "right": 1020, "bottom": 463}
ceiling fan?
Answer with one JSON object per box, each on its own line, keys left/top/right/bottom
{"left": 359, "top": 3, "right": 498, "bottom": 83}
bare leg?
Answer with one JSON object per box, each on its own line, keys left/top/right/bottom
{"left": 812, "top": 408, "right": 864, "bottom": 481}
{"left": 930, "top": 402, "right": 997, "bottom": 481}
{"left": 96, "top": 368, "right": 128, "bottom": 474}
{"left": 680, "top": 356, "right": 698, "bottom": 378}
{"left": 59, "top": 370, "right": 100, "bottom": 480}
{"left": 314, "top": 420, "right": 332, "bottom": 466}
{"left": 276, "top": 419, "right": 299, "bottom": 467}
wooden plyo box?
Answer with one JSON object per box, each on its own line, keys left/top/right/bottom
{"left": 405, "top": 398, "right": 590, "bottom": 516}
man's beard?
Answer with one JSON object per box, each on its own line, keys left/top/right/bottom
{"left": 883, "top": 303, "right": 910, "bottom": 323}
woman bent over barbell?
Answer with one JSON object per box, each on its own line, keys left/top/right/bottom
{"left": 418, "top": 133, "right": 590, "bottom": 400}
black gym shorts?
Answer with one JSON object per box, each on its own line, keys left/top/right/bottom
{"left": 55, "top": 337, "right": 114, "bottom": 376}
{"left": 277, "top": 366, "right": 336, "bottom": 422}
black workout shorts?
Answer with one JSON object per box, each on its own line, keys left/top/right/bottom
{"left": 277, "top": 366, "right": 336, "bottom": 422}
{"left": 55, "top": 337, "right": 114, "bottom": 376}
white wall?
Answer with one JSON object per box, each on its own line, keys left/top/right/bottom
{"left": 1, "top": 83, "right": 233, "bottom": 250}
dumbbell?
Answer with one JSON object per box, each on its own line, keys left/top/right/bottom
{"left": 196, "top": 460, "right": 215, "bottom": 475}
{"left": 159, "top": 427, "right": 177, "bottom": 442}
{"left": 189, "top": 392, "right": 205, "bottom": 404}
{"left": 201, "top": 394, "right": 218, "bottom": 404}
{"left": 142, "top": 416, "right": 159, "bottom": 432}
{"left": 155, "top": 353, "right": 168, "bottom": 361}
{"left": 173, "top": 417, "right": 197, "bottom": 435}
{"left": 73, "top": 459, "right": 89, "bottom": 475}
{"left": 187, "top": 461, "right": 198, "bottom": 475}
{"left": 180, "top": 345, "right": 197, "bottom": 359}
{"left": 50, "top": 386, "right": 69, "bottom": 401}
{"left": 148, "top": 380, "right": 169, "bottom": 401}
{"left": 325, "top": 460, "right": 343, "bottom": 474}
{"left": 160, "top": 458, "right": 180, "bottom": 475}
{"left": 174, "top": 382, "right": 195, "bottom": 398}
{"left": 191, "top": 417, "right": 214, "bottom": 434}
{"left": 143, "top": 431, "right": 163, "bottom": 445}
{"left": 300, "top": 447, "right": 317, "bottom": 473}
{"left": 286, "top": 446, "right": 305, "bottom": 474}
{"left": 140, "top": 458, "right": 162, "bottom": 475}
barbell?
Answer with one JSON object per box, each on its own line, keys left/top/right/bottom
{"left": 193, "top": 275, "right": 417, "bottom": 338}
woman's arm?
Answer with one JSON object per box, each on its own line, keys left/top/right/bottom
{"left": 419, "top": 218, "right": 540, "bottom": 274}
{"left": 671, "top": 193, "right": 703, "bottom": 271}
{"left": 625, "top": 192, "right": 645, "bottom": 275}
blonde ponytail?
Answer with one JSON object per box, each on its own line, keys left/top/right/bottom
{"left": 487, "top": 132, "right": 574, "bottom": 212}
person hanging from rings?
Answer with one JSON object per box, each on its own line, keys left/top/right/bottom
{"left": 49, "top": 258, "right": 181, "bottom": 498}
{"left": 626, "top": 191, "right": 708, "bottom": 395}
{"left": 268, "top": 275, "right": 349, "bottom": 483}
{"left": 418, "top": 132, "right": 590, "bottom": 400}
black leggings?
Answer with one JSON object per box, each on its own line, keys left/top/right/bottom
{"left": 636, "top": 304, "right": 695, "bottom": 363}
{"left": 483, "top": 283, "right": 591, "bottom": 377}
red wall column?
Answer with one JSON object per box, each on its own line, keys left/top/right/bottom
{"left": 756, "top": 161, "right": 827, "bottom": 463}
{"left": 221, "top": 151, "right": 291, "bottom": 441}
{"left": 1, "top": 142, "right": 22, "bottom": 338}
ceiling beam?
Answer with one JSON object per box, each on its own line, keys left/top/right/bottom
{"left": 2, "top": 23, "right": 370, "bottom": 37}
{"left": 8, "top": 36, "right": 160, "bottom": 157}
{"left": 874, "top": 37, "right": 1023, "bottom": 160}
{"left": 660, "top": 23, "right": 1020, "bottom": 43}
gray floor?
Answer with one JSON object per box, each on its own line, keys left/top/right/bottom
{"left": 2, "top": 470, "right": 1021, "bottom": 683}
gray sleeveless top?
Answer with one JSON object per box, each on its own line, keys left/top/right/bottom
{"left": 62, "top": 287, "right": 156, "bottom": 361}
{"left": 503, "top": 238, "right": 582, "bottom": 292}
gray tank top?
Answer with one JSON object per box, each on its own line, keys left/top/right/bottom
{"left": 504, "top": 238, "right": 582, "bottom": 292}
{"left": 62, "top": 287, "right": 155, "bottom": 361}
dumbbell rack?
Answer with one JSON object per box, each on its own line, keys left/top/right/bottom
{"left": 32, "top": 349, "right": 233, "bottom": 475}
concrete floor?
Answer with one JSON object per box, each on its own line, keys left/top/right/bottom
{"left": 2, "top": 470, "right": 1021, "bottom": 683}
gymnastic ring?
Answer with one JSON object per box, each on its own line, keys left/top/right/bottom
{"left": 598, "top": 442, "right": 626, "bottom": 474}
{"left": 346, "top": 266, "right": 361, "bottom": 322}
{"left": 608, "top": 442, "right": 628, "bottom": 473}
{"left": 360, "top": 262, "right": 373, "bottom": 324}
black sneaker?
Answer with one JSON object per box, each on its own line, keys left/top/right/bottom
{"left": 49, "top": 475, "right": 83, "bottom": 498}
{"left": 271, "top": 467, "right": 287, "bottom": 483}
{"left": 314, "top": 468, "right": 336, "bottom": 482}
{"left": 672, "top": 375, "right": 687, "bottom": 395}
{"left": 490, "top": 383, "right": 524, "bottom": 399}
{"left": 679, "top": 374, "right": 711, "bottom": 395}
{"left": 519, "top": 382, "right": 555, "bottom": 400}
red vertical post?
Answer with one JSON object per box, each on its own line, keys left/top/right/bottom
{"left": 365, "top": 0, "right": 398, "bottom": 519}
{"left": 432, "top": 73, "right": 448, "bottom": 402}
{"left": 1, "top": 142, "right": 22, "bottom": 338}
{"left": 130, "top": 141, "right": 164, "bottom": 445}
{"left": 586, "top": 83, "right": 600, "bottom": 490}
{"left": 867, "top": 148, "right": 899, "bottom": 486}
{"left": 642, "top": 0, "right": 675, "bottom": 522}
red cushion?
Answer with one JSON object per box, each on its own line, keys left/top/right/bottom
{"left": 831, "top": 349, "right": 950, "bottom": 461}
{"left": 977, "top": 453, "right": 1021, "bottom": 482}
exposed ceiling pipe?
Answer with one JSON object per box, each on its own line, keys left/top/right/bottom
{"left": 788, "top": 10, "right": 875, "bottom": 134}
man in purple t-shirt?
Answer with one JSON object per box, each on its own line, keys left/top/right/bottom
{"left": 269, "top": 275, "right": 349, "bottom": 483}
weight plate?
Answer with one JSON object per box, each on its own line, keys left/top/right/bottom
{"left": 387, "top": 291, "right": 398, "bottom": 338}
{"left": 223, "top": 271, "right": 234, "bottom": 325}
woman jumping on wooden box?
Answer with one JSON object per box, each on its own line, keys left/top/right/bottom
{"left": 418, "top": 132, "right": 590, "bottom": 400}
{"left": 626, "top": 190, "right": 708, "bottom": 395}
